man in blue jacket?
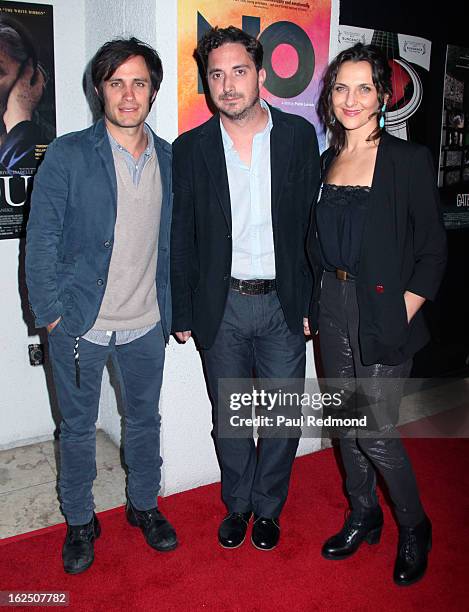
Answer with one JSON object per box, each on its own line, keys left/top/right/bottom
{"left": 25, "top": 38, "right": 176, "bottom": 574}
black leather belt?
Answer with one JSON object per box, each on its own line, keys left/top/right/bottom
{"left": 230, "top": 277, "right": 276, "bottom": 295}
{"left": 336, "top": 269, "right": 356, "bottom": 281}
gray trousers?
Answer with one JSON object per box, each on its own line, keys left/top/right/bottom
{"left": 202, "top": 288, "right": 306, "bottom": 518}
{"left": 319, "top": 271, "right": 425, "bottom": 527}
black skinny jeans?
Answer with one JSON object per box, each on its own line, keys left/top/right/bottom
{"left": 319, "top": 271, "right": 425, "bottom": 527}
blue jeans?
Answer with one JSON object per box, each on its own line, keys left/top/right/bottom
{"left": 202, "top": 289, "right": 306, "bottom": 518}
{"left": 48, "top": 322, "right": 165, "bottom": 525}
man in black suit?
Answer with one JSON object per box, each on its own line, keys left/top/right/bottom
{"left": 171, "top": 26, "right": 319, "bottom": 550}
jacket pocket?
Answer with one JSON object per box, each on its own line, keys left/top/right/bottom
{"left": 47, "top": 317, "right": 64, "bottom": 337}
{"left": 363, "top": 284, "right": 409, "bottom": 348}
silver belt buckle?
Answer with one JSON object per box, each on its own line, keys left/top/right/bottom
{"left": 238, "top": 280, "right": 248, "bottom": 295}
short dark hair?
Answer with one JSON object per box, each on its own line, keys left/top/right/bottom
{"left": 0, "top": 15, "right": 37, "bottom": 69}
{"left": 197, "top": 26, "right": 263, "bottom": 73}
{"left": 318, "top": 43, "right": 393, "bottom": 153}
{"left": 91, "top": 37, "right": 163, "bottom": 104}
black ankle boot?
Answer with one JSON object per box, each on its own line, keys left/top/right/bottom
{"left": 126, "top": 500, "right": 178, "bottom": 552}
{"left": 394, "top": 515, "right": 432, "bottom": 586}
{"left": 62, "top": 513, "right": 101, "bottom": 574}
{"left": 322, "top": 507, "right": 383, "bottom": 560}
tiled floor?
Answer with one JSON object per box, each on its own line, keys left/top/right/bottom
{"left": 0, "top": 378, "right": 467, "bottom": 540}
{"left": 0, "top": 431, "right": 126, "bottom": 539}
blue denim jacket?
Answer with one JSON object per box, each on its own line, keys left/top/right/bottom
{"left": 25, "top": 119, "right": 172, "bottom": 342}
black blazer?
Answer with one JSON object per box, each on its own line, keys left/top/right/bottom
{"left": 171, "top": 105, "right": 320, "bottom": 349}
{"left": 307, "top": 131, "right": 447, "bottom": 366}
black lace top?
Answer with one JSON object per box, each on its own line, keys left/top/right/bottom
{"left": 315, "top": 183, "right": 371, "bottom": 277}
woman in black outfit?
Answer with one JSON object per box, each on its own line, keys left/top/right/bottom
{"left": 305, "top": 44, "right": 447, "bottom": 586}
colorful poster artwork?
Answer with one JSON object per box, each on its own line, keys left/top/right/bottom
{"left": 438, "top": 45, "right": 469, "bottom": 229}
{"left": 336, "top": 25, "right": 431, "bottom": 144}
{"left": 178, "top": 0, "right": 331, "bottom": 151}
{"left": 0, "top": 1, "right": 56, "bottom": 240}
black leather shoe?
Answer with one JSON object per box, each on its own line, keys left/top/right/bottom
{"left": 251, "top": 516, "right": 280, "bottom": 551}
{"left": 62, "top": 513, "right": 101, "bottom": 574}
{"left": 218, "top": 511, "right": 252, "bottom": 548}
{"left": 126, "top": 500, "right": 178, "bottom": 552}
{"left": 322, "top": 507, "right": 383, "bottom": 560}
{"left": 394, "top": 515, "right": 432, "bottom": 586}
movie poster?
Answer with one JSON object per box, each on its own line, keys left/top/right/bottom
{"left": 0, "top": 1, "right": 55, "bottom": 240}
{"left": 178, "top": 0, "right": 331, "bottom": 151}
{"left": 336, "top": 25, "right": 431, "bottom": 144}
{"left": 438, "top": 45, "right": 469, "bottom": 229}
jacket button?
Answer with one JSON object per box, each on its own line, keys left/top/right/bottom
{"left": 223, "top": 274, "right": 229, "bottom": 281}
{"left": 226, "top": 234, "right": 231, "bottom": 239}
{"left": 104, "top": 240, "right": 111, "bottom": 248}
{"left": 97, "top": 279, "right": 104, "bottom": 286}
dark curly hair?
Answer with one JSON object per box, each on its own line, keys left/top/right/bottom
{"left": 318, "top": 43, "right": 393, "bottom": 153}
{"left": 197, "top": 26, "right": 263, "bottom": 73}
{"left": 91, "top": 37, "right": 163, "bottom": 108}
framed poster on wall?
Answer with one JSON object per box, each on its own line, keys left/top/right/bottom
{"left": 177, "top": 0, "right": 332, "bottom": 151}
{"left": 438, "top": 45, "right": 469, "bottom": 229}
{"left": 0, "top": 1, "right": 56, "bottom": 240}
{"left": 336, "top": 24, "right": 431, "bottom": 144}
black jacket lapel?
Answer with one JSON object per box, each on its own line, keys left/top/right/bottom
{"left": 270, "top": 112, "right": 293, "bottom": 228}
{"left": 200, "top": 115, "right": 232, "bottom": 230}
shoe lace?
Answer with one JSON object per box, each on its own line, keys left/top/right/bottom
{"left": 343, "top": 508, "right": 362, "bottom": 528}
{"left": 225, "top": 512, "right": 249, "bottom": 525}
{"left": 69, "top": 524, "right": 93, "bottom": 543}
{"left": 400, "top": 533, "right": 418, "bottom": 562}
{"left": 139, "top": 508, "right": 162, "bottom": 528}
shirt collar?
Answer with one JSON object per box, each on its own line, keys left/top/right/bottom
{"left": 220, "top": 98, "right": 273, "bottom": 151}
{"left": 107, "top": 123, "right": 154, "bottom": 158}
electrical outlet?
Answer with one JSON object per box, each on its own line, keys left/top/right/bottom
{"left": 28, "top": 344, "right": 44, "bottom": 366}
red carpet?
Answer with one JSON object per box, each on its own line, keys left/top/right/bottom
{"left": 1, "top": 439, "right": 468, "bottom": 611}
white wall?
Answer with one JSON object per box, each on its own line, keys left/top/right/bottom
{"left": 0, "top": 0, "right": 87, "bottom": 448}
{"left": 1, "top": 0, "right": 330, "bottom": 496}
{"left": 0, "top": 0, "right": 160, "bottom": 449}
